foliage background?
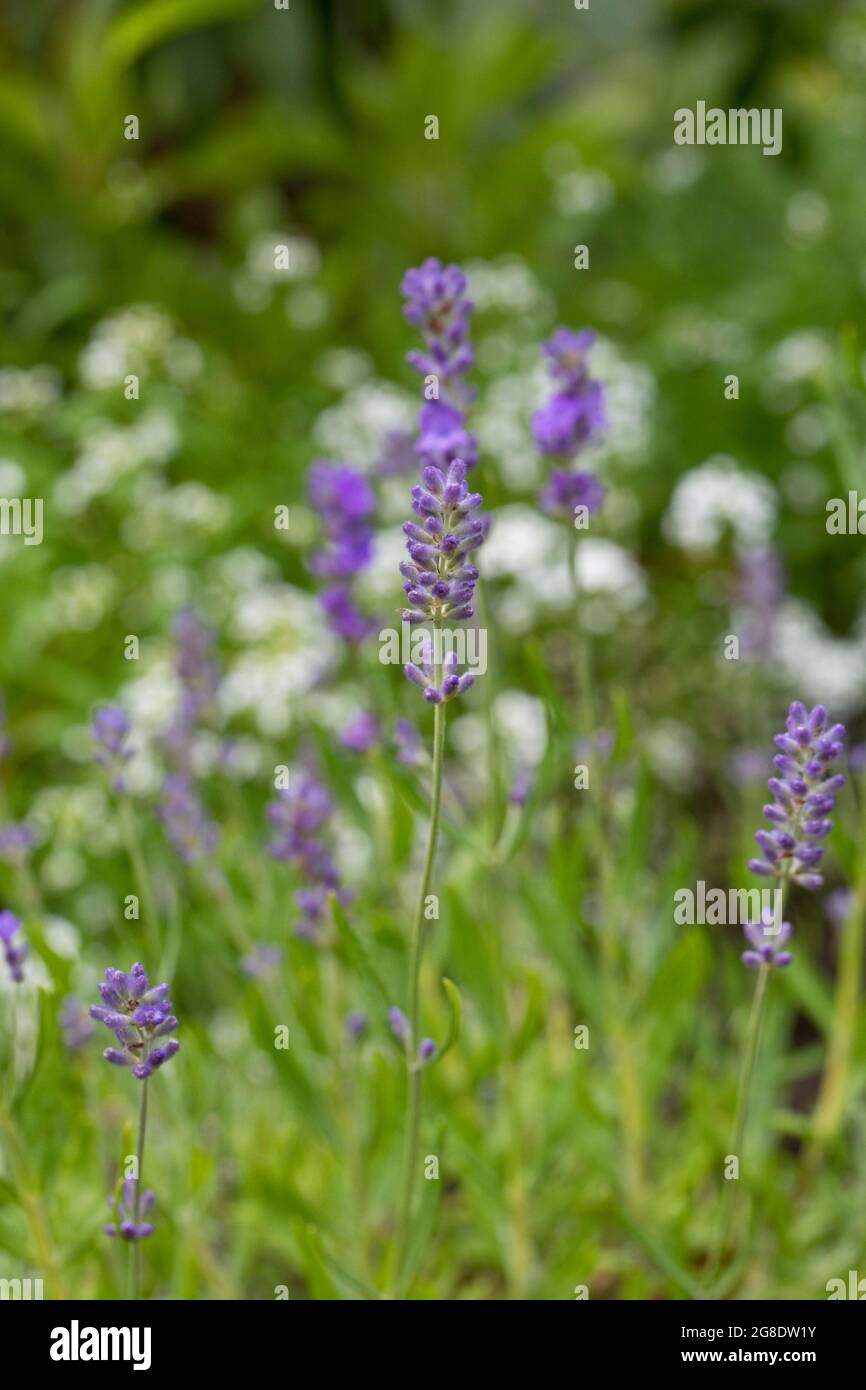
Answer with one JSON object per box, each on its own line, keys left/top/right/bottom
{"left": 0, "top": 0, "right": 865, "bottom": 1300}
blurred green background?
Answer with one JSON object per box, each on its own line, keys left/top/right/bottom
{"left": 1, "top": 0, "right": 866, "bottom": 1301}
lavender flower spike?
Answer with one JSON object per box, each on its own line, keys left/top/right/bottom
{"left": 742, "top": 913, "right": 793, "bottom": 970}
{"left": 401, "top": 259, "right": 474, "bottom": 391}
{"left": 748, "top": 702, "right": 846, "bottom": 890}
{"left": 89, "top": 962, "right": 179, "bottom": 1080}
{"left": 105, "top": 1178, "right": 155, "bottom": 1241}
{"left": 92, "top": 704, "right": 134, "bottom": 792}
{"left": 0, "top": 910, "right": 27, "bottom": 983}
{"left": 400, "top": 458, "right": 487, "bottom": 626}
{"left": 389, "top": 1006, "right": 411, "bottom": 1048}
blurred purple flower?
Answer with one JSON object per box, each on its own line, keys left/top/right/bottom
{"left": 748, "top": 701, "right": 845, "bottom": 890}
{"left": 241, "top": 944, "right": 284, "bottom": 978}
{"left": 389, "top": 1005, "right": 411, "bottom": 1047}
{"left": 539, "top": 468, "right": 605, "bottom": 522}
{"left": 376, "top": 429, "right": 416, "bottom": 478}
{"left": 157, "top": 774, "right": 218, "bottom": 863}
{"left": 92, "top": 704, "right": 134, "bottom": 792}
{"left": 401, "top": 258, "right": 474, "bottom": 391}
{"left": 394, "top": 719, "right": 423, "bottom": 766}
{"left": 738, "top": 548, "right": 784, "bottom": 662}
{"left": 0, "top": 823, "right": 35, "bottom": 866}
{"left": 416, "top": 399, "right": 478, "bottom": 473}
{"left": 89, "top": 962, "right": 179, "bottom": 1080}
{"left": 508, "top": 769, "right": 533, "bottom": 807}
{"left": 340, "top": 710, "right": 378, "bottom": 752}
{"left": 267, "top": 773, "right": 343, "bottom": 941}
{"left": 59, "top": 996, "right": 96, "bottom": 1051}
{"left": 0, "top": 910, "right": 27, "bottom": 983}
{"left": 345, "top": 1010, "right": 367, "bottom": 1041}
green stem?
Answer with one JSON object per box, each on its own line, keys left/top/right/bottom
{"left": 129, "top": 1077, "right": 149, "bottom": 1301}
{"left": 396, "top": 651, "right": 446, "bottom": 1290}
{"left": 569, "top": 529, "right": 645, "bottom": 1205}
{"left": 121, "top": 799, "right": 161, "bottom": 967}
{"left": 810, "top": 801, "right": 866, "bottom": 1152}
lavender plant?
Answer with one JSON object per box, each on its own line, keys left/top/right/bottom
{"left": 712, "top": 702, "right": 845, "bottom": 1285}
{"left": 89, "top": 962, "right": 179, "bottom": 1298}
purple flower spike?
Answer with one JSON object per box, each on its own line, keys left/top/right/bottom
{"left": 309, "top": 461, "right": 376, "bottom": 645}
{"left": 539, "top": 469, "right": 605, "bottom": 523}
{"left": 399, "top": 460, "right": 488, "bottom": 628}
{"left": 0, "top": 910, "right": 27, "bottom": 984}
{"left": 389, "top": 1006, "right": 411, "bottom": 1048}
{"left": 749, "top": 702, "right": 846, "bottom": 890}
{"left": 267, "top": 772, "right": 344, "bottom": 942}
{"left": 0, "top": 823, "right": 35, "bottom": 866}
{"left": 534, "top": 327, "right": 606, "bottom": 524}
{"left": 105, "top": 1178, "right": 155, "bottom": 1242}
{"left": 59, "top": 996, "right": 96, "bottom": 1051}
{"left": 742, "top": 914, "right": 793, "bottom": 970}
{"left": 89, "top": 962, "right": 179, "bottom": 1081}
{"left": 418, "top": 1037, "right": 437, "bottom": 1063}
{"left": 345, "top": 1010, "right": 367, "bottom": 1041}
{"left": 340, "top": 710, "right": 379, "bottom": 753}
{"left": 157, "top": 774, "right": 218, "bottom": 863}
{"left": 401, "top": 258, "right": 475, "bottom": 391}
{"left": 92, "top": 704, "right": 134, "bottom": 792}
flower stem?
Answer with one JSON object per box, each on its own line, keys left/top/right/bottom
{"left": 121, "top": 799, "right": 161, "bottom": 967}
{"left": 810, "top": 799, "right": 866, "bottom": 1154}
{"left": 709, "top": 962, "right": 770, "bottom": 1286}
{"left": 396, "top": 662, "right": 446, "bottom": 1291}
{"left": 129, "top": 1077, "right": 149, "bottom": 1301}
{"left": 569, "top": 529, "right": 646, "bottom": 1205}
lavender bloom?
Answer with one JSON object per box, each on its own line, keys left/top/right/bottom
{"left": 389, "top": 1006, "right": 411, "bottom": 1047}
{"left": 89, "top": 962, "right": 179, "bottom": 1080}
{"left": 92, "top": 704, "right": 133, "bottom": 792}
{"left": 539, "top": 468, "right": 605, "bottom": 522}
{"left": 59, "top": 996, "right": 96, "bottom": 1051}
{"left": 104, "top": 1178, "right": 155, "bottom": 1241}
{"left": 320, "top": 585, "right": 374, "bottom": 643}
{"left": 0, "top": 910, "right": 27, "bottom": 983}
{"left": 157, "top": 774, "right": 218, "bottom": 863}
{"left": 400, "top": 459, "right": 487, "bottom": 627}
{"left": 416, "top": 400, "right": 478, "bottom": 473}
{"left": 376, "top": 429, "right": 416, "bottom": 478}
{"left": 394, "top": 719, "right": 423, "bottom": 767}
{"left": 240, "top": 944, "right": 284, "bottom": 978}
{"left": 742, "top": 915, "right": 793, "bottom": 970}
{"left": 0, "top": 823, "right": 35, "bottom": 866}
{"left": 309, "top": 461, "right": 375, "bottom": 580}
{"left": 738, "top": 548, "right": 784, "bottom": 662}
{"left": 508, "top": 769, "right": 533, "bottom": 807}
{"left": 174, "top": 608, "right": 219, "bottom": 722}
{"left": 418, "top": 1037, "right": 437, "bottom": 1063}
{"left": 401, "top": 259, "right": 475, "bottom": 392}
{"left": 748, "top": 702, "right": 846, "bottom": 890}
{"left": 267, "top": 773, "right": 343, "bottom": 941}
{"left": 404, "top": 635, "right": 476, "bottom": 706}
{"left": 534, "top": 328, "right": 606, "bottom": 523}
{"left": 340, "top": 710, "right": 378, "bottom": 753}
{"left": 345, "top": 1010, "right": 367, "bottom": 1041}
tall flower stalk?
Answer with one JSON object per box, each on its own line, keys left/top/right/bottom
{"left": 393, "top": 260, "right": 486, "bottom": 1287}
{"left": 89, "top": 962, "right": 179, "bottom": 1299}
{"left": 711, "top": 701, "right": 845, "bottom": 1285}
